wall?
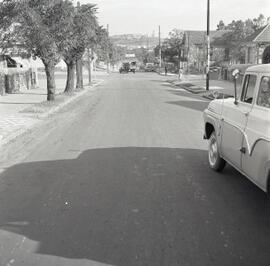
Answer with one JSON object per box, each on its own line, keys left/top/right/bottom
{"left": 0, "top": 68, "right": 37, "bottom": 95}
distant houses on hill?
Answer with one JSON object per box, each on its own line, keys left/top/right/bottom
{"left": 110, "top": 34, "right": 160, "bottom": 50}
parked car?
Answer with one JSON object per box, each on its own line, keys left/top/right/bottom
{"left": 203, "top": 64, "right": 270, "bottom": 193}
{"left": 145, "top": 63, "right": 156, "bottom": 72}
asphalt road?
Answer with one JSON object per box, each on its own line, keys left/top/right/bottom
{"left": 0, "top": 73, "right": 270, "bottom": 266}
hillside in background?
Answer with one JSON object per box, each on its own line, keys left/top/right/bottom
{"left": 110, "top": 34, "right": 161, "bottom": 50}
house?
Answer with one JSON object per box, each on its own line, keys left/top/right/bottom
{"left": 0, "top": 22, "right": 41, "bottom": 95}
{"left": 182, "top": 30, "right": 230, "bottom": 73}
{"left": 0, "top": 44, "right": 39, "bottom": 95}
{"left": 242, "top": 22, "right": 270, "bottom": 64}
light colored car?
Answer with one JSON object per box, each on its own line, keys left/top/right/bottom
{"left": 203, "top": 64, "right": 270, "bottom": 193}
{"left": 145, "top": 63, "right": 156, "bottom": 72}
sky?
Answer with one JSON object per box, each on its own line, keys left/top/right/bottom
{"left": 79, "top": 0, "right": 270, "bottom": 37}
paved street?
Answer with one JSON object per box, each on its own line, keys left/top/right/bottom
{"left": 0, "top": 72, "right": 105, "bottom": 145}
{"left": 0, "top": 72, "right": 270, "bottom": 266}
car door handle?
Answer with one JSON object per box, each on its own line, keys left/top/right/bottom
{"left": 240, "top": 147, "right": 246, "bottom": 154}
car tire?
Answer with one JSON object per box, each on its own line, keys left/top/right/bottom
{"left": 208, "top": 131, "right": 226, "bottom": 172}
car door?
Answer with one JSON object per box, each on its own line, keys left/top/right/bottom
{"left": 241, "top": 75, "right": 270, "bottom": 189}
{"left": 221, "top": 73, "right": 257, "bottom": 170}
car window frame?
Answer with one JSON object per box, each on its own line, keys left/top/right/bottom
{"left": 240, "top": 74, "right": 257, "bottom": 104}
{"left": 256, "top": 75, "right": 270, "bottom": 109}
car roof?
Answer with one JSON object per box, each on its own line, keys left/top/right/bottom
{"left": 246, "top": 64, "right": 270, "bottom": 73}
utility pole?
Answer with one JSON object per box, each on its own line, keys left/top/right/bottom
{"left": 159, "top": 25, "right": 162, "bottom": 68}
{"left": 106, "top": 24, "right": 110, "bottom": 73}
{"left": 87, "top": 48, "right": 92, "bottom": 84}
{"left": 206, "top": 0, "right": 210, "bottom": 90}
{"left": 187, "top": 32, "right": 190, "bottom": 74}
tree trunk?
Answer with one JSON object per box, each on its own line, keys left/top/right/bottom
{"left": 44, "top": 62, "right": 56, "bottom": 101}
{"left": 76, "top": 56, "right": 83, "bottom": 90}
{"left": 87, "top": 48, "right": 92, "bottom": 84}
{"left": 64, "top": 60, "right": 75, "bottom": 93}
{"left": 178, "top": 48, "right": 181, "bottom": 70}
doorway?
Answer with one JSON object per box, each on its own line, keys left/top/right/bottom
{"left": 262, "top": 45, "right": 270, "bottom": 64}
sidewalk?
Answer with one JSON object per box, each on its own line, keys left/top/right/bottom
{"left": 166, "top": 73, "right": 240, "bottom": 100}
{"left": 0, "top": 72, "right": 104, "bottom": 147}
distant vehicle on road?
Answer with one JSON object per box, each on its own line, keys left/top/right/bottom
{"left": 145, "top": 63, "right": 156, "bottom": 72}
{"left": 203, "top": 64, "right": 270, "bottom": 193}
{"left": 119, "top": 63, "right": 130, "bottom": 74}
{"left": 119, "top": 61, "right": 136, "bottom": 74}
{"left": 130, "top": 61, "right": 136, "bottom": 73}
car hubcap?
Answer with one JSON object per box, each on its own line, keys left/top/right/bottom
{"left": 209, "top": 137, "right": 218, "bottom": 166}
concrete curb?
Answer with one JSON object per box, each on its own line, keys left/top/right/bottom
{"left": 0, "top": 80, "right": 103, "bottom": 148}
{"left": 180, "top": 85, "right": 206, "bottom": 94}
{"left": 167, "top": 80, "right": 206, "bottom": 94}
{"left": 157, "top": 72, "right": 177, "bottom": 77}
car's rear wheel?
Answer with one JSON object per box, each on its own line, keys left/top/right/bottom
{"left": 208, "top": 131, "right": 226, "bottom": 172}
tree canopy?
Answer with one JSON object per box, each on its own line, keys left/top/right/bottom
{"left": 215, "top": 14, "right": 268, "bottom": 63}
{"left": 0, "top": 0, "right": 110, "bottom": 100}
{"left": 155, "top": 29, "right": 185, "bottom": 68}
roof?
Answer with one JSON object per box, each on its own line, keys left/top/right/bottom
{"left": 185, "top": 31, "right": 207, "bottom": 45}
{"left": 246, "top": 64, "right": 270, "bottom": 73}
{"left": 184, "top": 30, "right": 231, "bottom": 46}
{"left": 243, "top": 26, "right": 267, "bottom": 43}
{"left": 254, "top": 24, "right": 270, "bottom": 43}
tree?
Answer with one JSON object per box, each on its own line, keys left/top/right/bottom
{"left": 95, "top": 26, "right": 110, "bottom": 64}
{"left": 253, "top": 14, "right": 266, "bottom": 31}
{"left": 43, "top": 1, "right": 98, "bottom": 93}
{"left": 217, "top": 20, "right": 225, "bottom": 30}
{"left": 155, "top": 29, "right": 184, "bottom": 69}
{"left": 49, "top": 0, "right": 77, "bottom": 93}
{"left": 136, "top": 47, "right": 155, "bottom": 65}
{"left": 215, "top": 15, "right": 267, "bottom": 63}
{"left": 108, "top": 44, "right": 125, "bottom": 68}
{"left": 0, "top": 0, "right": 18, "bottom": 49}
{"left": 73, "top": 3, "right": 98, "bottom": 90}
{"left": 1, "top": 0, "right": 100, "bottom": 98}
{"left": 4, "top": 0, "right": 62, "bottom": 101}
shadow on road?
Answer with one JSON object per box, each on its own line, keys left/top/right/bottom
{"left": 166, "top": 100, "right": 210, "bottom": 112}
{"left": 165, "top": 87, "right": 208, "bottom": 100}
{"left": 0, "top": 147, "right": 269, "bottom": 265}
{"left": 0, "top": 102, "right": 39, "bottom": 105}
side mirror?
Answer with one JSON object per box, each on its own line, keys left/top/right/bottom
{"left": 232, "top": 69, "right": 240, "bottom": 105}
{"left": 213, "top": 91, "right": 219, "bottom": 99}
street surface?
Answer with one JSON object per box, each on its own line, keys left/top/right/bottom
{"left": 0, "top": 73, "right": 270, "bottom": 266}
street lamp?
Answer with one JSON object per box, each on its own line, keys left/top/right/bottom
{"left": 206, "top": 0, "right": 210, "bottom": 91}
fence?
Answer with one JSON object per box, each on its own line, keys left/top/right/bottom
{"left": 0, "top": 68, "right": 37, "bottom": 96}
{"left": 221, "top": 64, "right": 256, "bottom": 84}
